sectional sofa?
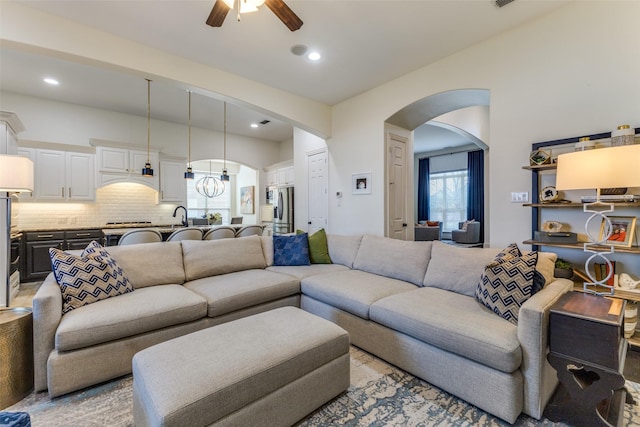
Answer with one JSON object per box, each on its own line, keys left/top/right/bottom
{"left": 32, "top": 234, "right": 572, "bottom": 423}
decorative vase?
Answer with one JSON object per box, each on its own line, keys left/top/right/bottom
{"left": 625, "top": 302, "right": 638, "bottom": 339}
{"left": 611, "top": 124, "right": 635, "bottom": 146}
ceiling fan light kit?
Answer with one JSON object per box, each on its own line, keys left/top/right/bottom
{"left": 206, "top": 0, "right": 303, "bottom": 31}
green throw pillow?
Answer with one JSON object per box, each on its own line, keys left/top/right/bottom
{"left": 296, "top": 228, "right": 332, "bottom": 264}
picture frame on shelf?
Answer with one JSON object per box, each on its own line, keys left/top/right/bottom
{"left": 529, "top": 149, "right": 551, "bottom": 166}
{"left": 352, "top": 172, "right": 372, "bottom": 195}
{"left": 599, "top": 216, "right": 637, "bottom": 248}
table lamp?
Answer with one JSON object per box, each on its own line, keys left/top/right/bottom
{"left": 0, "top": 155, "right": 34, "bottom": 306}
{"left": 555, "top": 144, "right": 640, "bottom": 295}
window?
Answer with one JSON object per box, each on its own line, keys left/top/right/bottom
{"left": 429, "top": 170, "right": 468, "bottom": 232}
{"left": 186, "top": 171, "right": 232, "bottom": 223}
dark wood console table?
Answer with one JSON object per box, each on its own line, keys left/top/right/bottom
{"left": 544, "top": 291, "right": 631, "bottom": 426}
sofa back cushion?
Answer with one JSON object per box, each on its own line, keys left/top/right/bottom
{"left": 326, "top": 234, "right": 363, "bottom": 268}
{"left": 423, "top": 241, "right": 501, "bottom": 296}
{"left": 353, "top": 235, "right": 432, "bottom": 286}
{"left": 261, "top": 236, "right": 274, "bottom": 266}
{"left": 182, "top": 235, "right": 267, "bottom": 281}
{"left": 105, "top": 241, "right": 185, "bottom": 288}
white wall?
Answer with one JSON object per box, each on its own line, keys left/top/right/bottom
{"left": 330, "top": 1, "right": 640, "bottom": 245}
{"left": 235, "top": 165, "right": 258, "bottom": 224}
{"left": 3, "top": 93, "right": 280, "bottom": 228}
{"left": 1, "top": 93, "right": 283, "bottom": 169}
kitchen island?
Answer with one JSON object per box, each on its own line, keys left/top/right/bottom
{"left": 101, "top": 224, "right": 245, "bottom": 246}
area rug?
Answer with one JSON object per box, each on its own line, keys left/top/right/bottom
{"left": 7, "top": 347, "right": 640, "bottom": 426}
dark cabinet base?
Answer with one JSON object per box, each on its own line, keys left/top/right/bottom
{"left": 22, "top": 230, "right": 102, "bottom": 282}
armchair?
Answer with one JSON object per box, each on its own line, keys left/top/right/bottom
{"left": 415, "top": 221, "right": 442, "bottom": 241}
{"left": 451, "top": 221, "right": 481, "bottom": 244}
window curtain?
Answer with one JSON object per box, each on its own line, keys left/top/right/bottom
{"left": 417, "top": 157, "right": 430, "bottom": 221}
{"left": 467, "top": 150, "right": 484, "bottom": 242}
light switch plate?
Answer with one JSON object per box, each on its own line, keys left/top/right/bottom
{"left": 511, "top": 192, "right": 529, "bottom": 203}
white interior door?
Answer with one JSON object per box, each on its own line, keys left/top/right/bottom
{"left": 387, "top": 134, "right": 407, "bottom": 240}
{"left": 307, "top": 150, "right": 328, "bottom": 234}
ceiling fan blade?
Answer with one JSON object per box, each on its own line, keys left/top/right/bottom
{"left": 264, "top": 0, "right": 303, "bottom": 31}
{"left": 206, "top": 0, "right": 230, "bottom": 27}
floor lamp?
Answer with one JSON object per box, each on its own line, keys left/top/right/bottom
{"left": 555, "top": 144, "right": 640, "bottom": 295}
{"left": 0, "top": 155, "right": 34, "bottom": 306}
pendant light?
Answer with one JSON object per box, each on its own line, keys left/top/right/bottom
{"left": 220, "top": 101, "right": 230, "bottom": 181}
{"left": 195, "top": 159, "right": 225, "bottom": 198}
{"left": 141, "top": 78, "right": 154, "bottom": 177}
{"left": 184, "top": 91, "right": 195, "bottom": 179}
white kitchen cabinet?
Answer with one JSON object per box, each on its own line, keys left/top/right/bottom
{"left": 265, "top": 171, "right": 277, "bottom": 186}
{"left": 0, "top": 112, "right": 24, "bottom": 155}
{"left": 159, "top": 159, "right": 187, "bottom": 203}
{"left": 277, "top": 166, "right": 295, "bottom": 186}
{"left": 34, "top": 149, "right": 95, "bottom": 201}
{"left": 67, "top": 152, "right": 95, "bottom": 200}
{"left": 96, "top": 146, "right": 159, "bottom": 189}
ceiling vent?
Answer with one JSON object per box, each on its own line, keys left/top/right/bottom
{"left": 260, "top": 119, "right": 271, "bottom": 125}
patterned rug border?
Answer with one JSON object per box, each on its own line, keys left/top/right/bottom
{"left": 7, "top": 347, "right": 640, "bottom": 427}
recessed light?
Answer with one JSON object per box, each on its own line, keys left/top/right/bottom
{"left": 43, "top": 77, "right": 59, "bottom": 85}
{"left": 307, "top": 52, "right": 321, "bottom": 61}
{"left": 251, "top": 123, "right": 259, "bottom": 128}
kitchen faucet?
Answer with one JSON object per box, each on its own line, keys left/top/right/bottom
{"left": 172, "top": 205, "right": 188, "bottom": 227}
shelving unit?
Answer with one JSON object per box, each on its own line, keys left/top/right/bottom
{"left": 523, "top": 127, "right": 640, "bottom": 347}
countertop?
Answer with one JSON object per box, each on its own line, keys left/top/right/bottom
{"left": 19, "top": 224, "right": 245, "bottom": 235}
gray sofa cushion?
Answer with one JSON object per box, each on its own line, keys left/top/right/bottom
{"left": 423, "top": 241, "right": 501, "bottom": 296}
{"left": 301, "top": 270, "right": 416, "bottom": 319}
{"left": 353, "top": 235, "right": 432, "bottom": 286}
{"left": 370, "top": 287, "right": 521, "bottom": 373}
{"left": 182, "top": 235, "right": 267, "bottom": 281}
{"left": 260, "top": 236, "right": 274, "bottom": 266}
{"left": 326, "top": 234, "right": 362, "bottom": 268}
{"left": 184, "top": 269, "right": 300, "bottom": 317}
{"left": 266, "top": 264, "right": 350, "bottom": 280}
{"left": 55, "top": 285, "right": 207, "bottom": 351}
{"left": 105, "top": 241, "right": 186, "bottom": 288}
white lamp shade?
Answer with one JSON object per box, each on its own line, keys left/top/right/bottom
{"left": 555, "top": 144, "right": 640, "bottom": 191}
{"left": 0, "top": 155, "right": 34, "bottom": 192}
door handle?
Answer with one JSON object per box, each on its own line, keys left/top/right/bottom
{"left": 308, "top": 221, "right": 312, "bottom": 225}
{"left": 402, "top": 223, "right": 408, "bottom": 227}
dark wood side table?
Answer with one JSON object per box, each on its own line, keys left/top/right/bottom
{"left": 544, "top": 291, "right": 631, "bottom": 427}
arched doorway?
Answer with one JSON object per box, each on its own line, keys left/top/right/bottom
{"left": 385, "top": 89, "right": 490, "bottom": 242}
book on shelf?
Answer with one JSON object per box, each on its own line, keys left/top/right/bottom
{"left": 580, "top": 194, "right": 639, "bottom": 203}
{"left": 595, "top": 261, "right": 616, "bottom": 287}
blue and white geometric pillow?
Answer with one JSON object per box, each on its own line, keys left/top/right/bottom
{"left": 82, "top": 240, "right": 132, "bottom": 289}
{"left": 49, "top": 241, "right": 134, "bottom": 314}
{"left": 273, "top": 233, "right": 311, "bottom": 266}
{"left": 487, "top": 242, "right": 521, "bottom": 267}
{"left": 475, "top": 250, "right": 538, "bottom": 325}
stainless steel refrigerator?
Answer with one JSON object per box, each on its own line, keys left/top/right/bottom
{"left": 273, "top": 186, "right": 294, "bottom": 235}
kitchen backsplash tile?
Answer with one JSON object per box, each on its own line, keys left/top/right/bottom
{"left": 16, "top": 183, "right": 180, "bottom": 230}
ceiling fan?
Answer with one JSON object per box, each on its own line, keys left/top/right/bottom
{"left": 206, "top": 0, "right": 303, "bottom": 32}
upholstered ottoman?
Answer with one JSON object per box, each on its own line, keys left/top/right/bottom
{"left": 132, "top": 307, "right": 350, "bottom": 427}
